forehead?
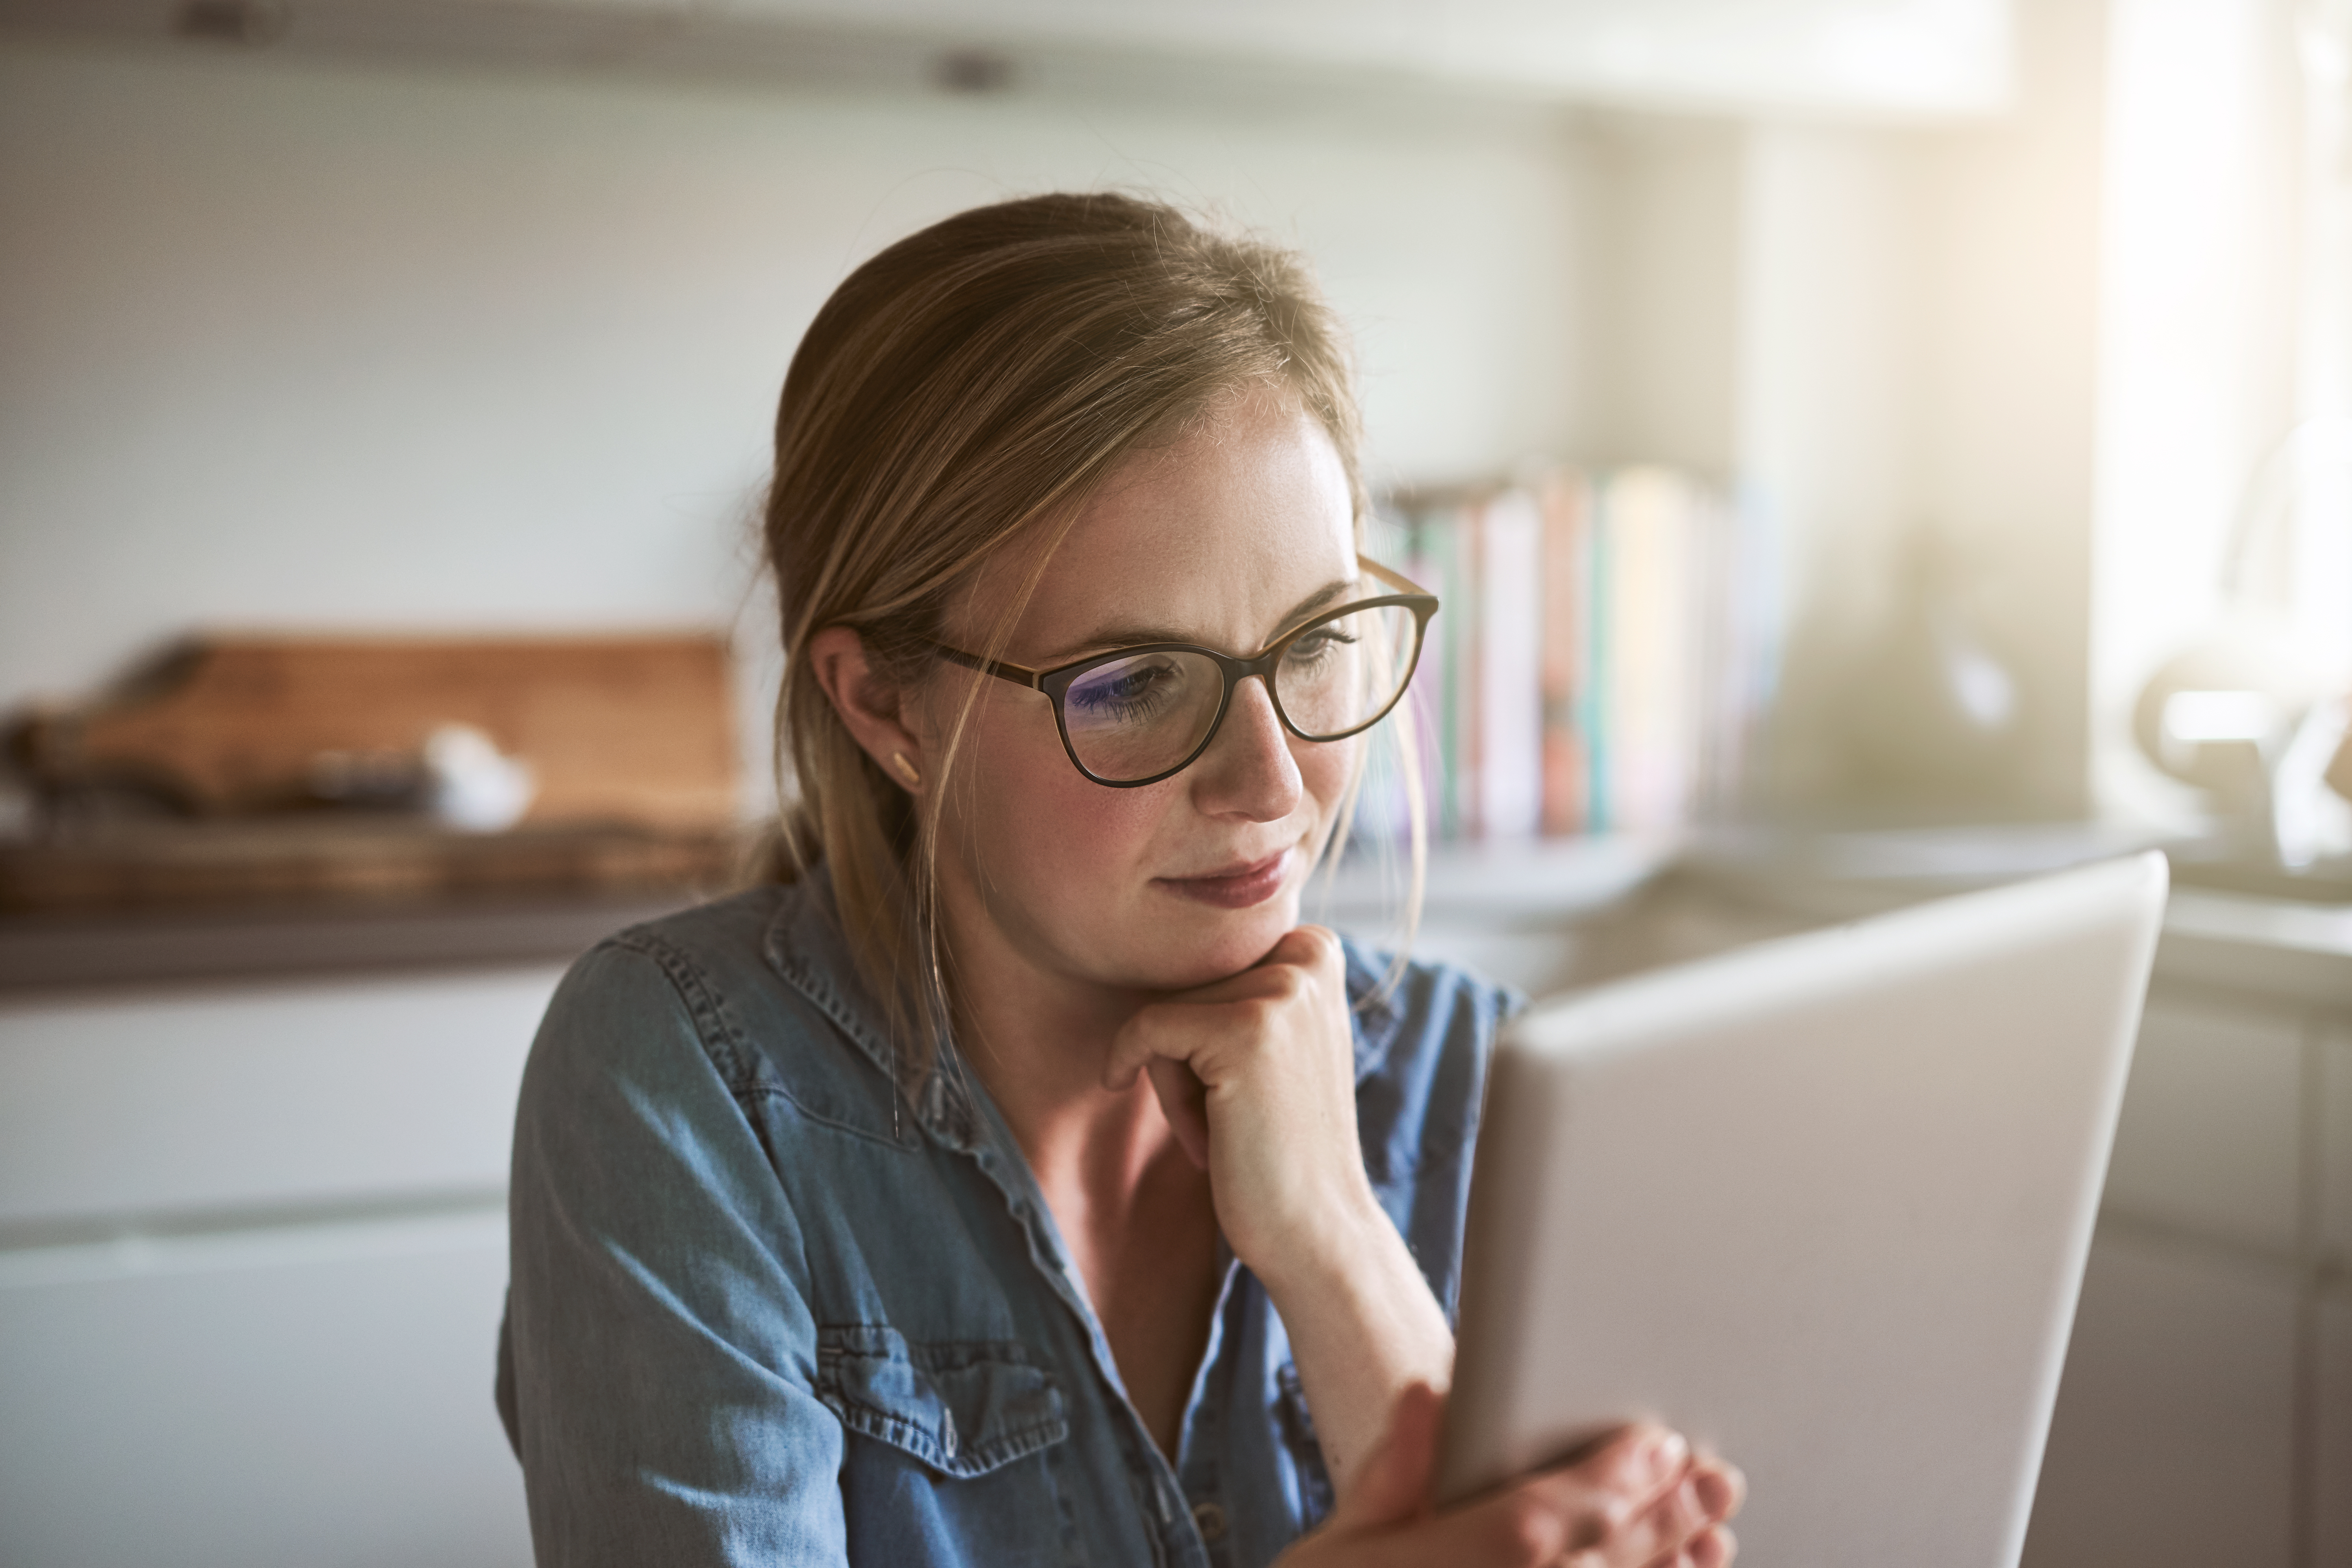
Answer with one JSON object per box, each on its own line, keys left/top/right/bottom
{"left": 987, "top": 392, "right": 1358, "bottom": 658}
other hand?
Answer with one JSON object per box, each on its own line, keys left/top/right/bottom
{"left": 1278, "top": 1385, "right": 1743, "bottom": 1568}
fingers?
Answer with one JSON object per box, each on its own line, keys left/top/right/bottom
{"left": 1583, "top": 1469, "right": 1710, "bottom": 1567}
{"left": 1489, "top": 1426, "right": 1734, "bottom": 1568}
{"left": 1101, "top": 1003, "right": 1189, "bottom": 1092}
{"left": 1145, "top": 1058, "right": 1211, "bottom": 1169}
{"left": 1260, "top": 922, "right": 1344, "bottom": 974}
{"left": 1696, "top": 1456, "right": 1744, "bottom": 1524}
{"left": 1635, "top": 1524, "right": 1734, "bottom": 1568}
{"left": 1599, "top": 1453, "right": 1743, "bottom": 1568}
{"left": 1097, "top": 964, "right": 1301, "bottom": 1092}
{"left": 1278, "top": 1428, "right": 1738, "bottom": 1568}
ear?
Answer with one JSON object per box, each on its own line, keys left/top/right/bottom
{"left": 805, "top": 625, "right": 927, "bottom": 792}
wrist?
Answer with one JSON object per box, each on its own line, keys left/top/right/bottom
{"left": 1247, "top": 1181, "right": 1398, "bottom": 1302}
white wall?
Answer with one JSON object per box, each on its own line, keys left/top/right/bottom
{"left": 1562, "top": 0, "right": 2108, "bottom": 822}
{"left": 0, "top": 39, "right": 1586, "bottom": 807}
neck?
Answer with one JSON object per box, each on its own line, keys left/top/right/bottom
{"left": 935, "top": 875, "right": 1169, "bottom": 1190}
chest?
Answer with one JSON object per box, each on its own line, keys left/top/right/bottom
{"left": 1045, "top": 1159, "right": 1223, "bottom": 1458}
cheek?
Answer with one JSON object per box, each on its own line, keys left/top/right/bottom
{"left": 949, "top": 704, "right": 1163, "bottom": 878}
{"left": 1297, "top": 735, "right": 1362, "bottom": 828}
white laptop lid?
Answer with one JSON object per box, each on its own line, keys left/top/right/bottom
{"left": 1436, "top": 852, "right": 2168, "bottom": 1567}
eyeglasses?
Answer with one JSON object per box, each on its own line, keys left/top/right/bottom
{"left": 924, "top": 557, "right": 1438, "bottom": 788}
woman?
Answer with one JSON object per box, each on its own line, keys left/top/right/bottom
{"left": 498, "top": 191, "right": 1742, "bottom": 1567}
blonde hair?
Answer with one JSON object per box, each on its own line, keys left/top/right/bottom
{"left": 762, "top": 191, "right": 1416, "bottom": 1062}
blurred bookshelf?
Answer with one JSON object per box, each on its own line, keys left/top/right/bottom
{"left": 1360, "top": 463, "right": 1770, "bottom": 848}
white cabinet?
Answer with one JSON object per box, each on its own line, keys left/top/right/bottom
{"left": 0, "top": 969, "right": 558, "bottom": 1225}
{"left": 0, "top": 1213, "right": 529, "bottom": 1568}
{"left": 2022, "top": 1229, "right": 2300, "bottom": 1568}
{"left": 2100, "top": 999, "right": 2304, "bottom": 1254}
{"left": 0, "top": 964, "right": 560, "bottom": 1568}
{"left": 2325, "top": 1026, "right": 2352, "bottom": 1254}
{"left": 2022, "top": 970, "right": 2352, "bottom": 1568}
{"left": 2321, "top": 1286, "right": 2352, "bottom": 1566}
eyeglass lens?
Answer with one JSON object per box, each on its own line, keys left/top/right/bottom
{"left": 1058, "top": 601, "right": 1422, "bottom": 783}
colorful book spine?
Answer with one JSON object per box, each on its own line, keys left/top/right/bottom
{"left": 1447, "top": 497, "right": 1483, "bottom": 839}
{"left": 1360, "top": 462, "right": 1749, "bottom": 847}
{"left": 1540, "top": 471, "right": 1594, "bottom": 836}
{"left": 1478, "top": 488, "right": 1544, "bottom": 839}
{"left": 1398, "top": 505, "right": 1452, "bottom": 840}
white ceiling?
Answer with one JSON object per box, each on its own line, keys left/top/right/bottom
{"left": 0, "top": 0, "right": 2014, "bottom": 118}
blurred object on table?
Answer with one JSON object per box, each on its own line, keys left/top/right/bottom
{"left": 2130, "top": 417, "right": 2352, "bottom": 870}
{"left": 2328, "top": 713, "right": 2352, "bottom": 805}
{"left": 0, "top": 633, "right": 744, "bottom": 916}
{"left": 2131, "top": 617, "right": 2328, "bottom": 852}
{"left": 9, "top": 633, "right": 734, "bottom": 828}
{"left": 1836, "top": 527, "right": 2029, "bottom": 816}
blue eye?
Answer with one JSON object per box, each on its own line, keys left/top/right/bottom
{"left": 1283, "top": 625, "right": 1358, "bottom": 667}
{"left": 1067, "top": 656, "right": 1187, "bottom": 724}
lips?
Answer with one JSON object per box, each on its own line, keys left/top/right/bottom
{"left": 1155, "top": 848, "right": 1295, "bottom": 910}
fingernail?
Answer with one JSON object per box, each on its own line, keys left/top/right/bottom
{"left": 1695, "top": 1469, "right": 1732, "bottom": 1515}
{"left": 1646, "top": 1430, "right": 1688, "bottom": 1482}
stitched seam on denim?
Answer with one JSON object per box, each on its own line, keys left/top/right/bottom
{"left": 773, "top": 949, "right": 890, "bottom": 1074}
{"left": 824, "top": 1398, "right": 1070, "bottom": 1475}
{"left": 605, "top": 930, "right": 755, "bottom": 1086}
{"left": 607, "top": 926, "right": 912, "bottom": 1149}
{"left": 817, "top": 1330, "right": 1056, "bottom": 1374}
{"left": 760, "top": 886, "right": 986, "bottom": 1150}
{"left": 815, "top": 1332, "right": 1071, "bottom": 1476}
{"left": 761, "top": 895, "right": 898, "bottom": 1079}
{"left": 1341, "top": 936, "right": 1406, "bottom": 1082}
{"left": 732, "top": 1081, "right": 908, "bottom": 1152}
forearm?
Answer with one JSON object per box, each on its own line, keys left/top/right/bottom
{"left": 1255, "top": 1191, "right": 1455, "bottom": 1501}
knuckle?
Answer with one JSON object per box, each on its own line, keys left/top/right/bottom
{"left": 1481, "top": 1496, "right": 1562, "bottom": 1564}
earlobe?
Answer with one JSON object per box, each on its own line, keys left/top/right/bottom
{"left": 806, "top": 624, "right": 926, "bottom": 790}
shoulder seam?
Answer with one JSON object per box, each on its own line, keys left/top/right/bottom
{"left": 596, "top": 928, "right": 919, "bottom": 1154}
{"left": 600, "top": 930, "right": 756, "bottom": 1086}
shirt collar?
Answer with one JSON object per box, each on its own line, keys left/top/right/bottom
{"left": 763, "top": 867, "right": 1407, "bottom": 1151}
{"left": 760, "top": 869, "right": 984, "bottom": 1149}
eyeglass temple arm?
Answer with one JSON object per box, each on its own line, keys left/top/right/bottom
{"left": 927, "top": 641, "right": 1045, "bottom": 690}
{"left": 1355, "top": 553, "right": 1429, "bottom": 597}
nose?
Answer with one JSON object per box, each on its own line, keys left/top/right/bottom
{"left": 1190, "top": 675, "right": 1304, "bottom": 822}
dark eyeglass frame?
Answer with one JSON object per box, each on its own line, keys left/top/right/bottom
{"left": 923, "top": 556, "right": 1439, "bottom": 789}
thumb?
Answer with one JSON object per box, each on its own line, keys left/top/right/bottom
{"left": 1326, "top": 1382, "right": 1442, "bottom": 1532}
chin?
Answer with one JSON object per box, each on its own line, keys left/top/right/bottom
{"left": 1135, "top": 895, "right": 1304, "bottom": 990}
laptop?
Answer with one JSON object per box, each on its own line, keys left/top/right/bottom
{"left": 1435, "top": 852, "right": 2168, "bottom": 1566}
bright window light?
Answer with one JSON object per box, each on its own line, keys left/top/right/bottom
{"left": 2161, "top": 688, "right": 2278, "bottom": 743}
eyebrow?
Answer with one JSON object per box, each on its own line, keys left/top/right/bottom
{"left": 1039, "top": 575, "right": 1359, "bottom": 666}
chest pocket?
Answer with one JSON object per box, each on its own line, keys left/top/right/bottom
{"left": 818, "top": 1324, "right": 1070, "bottom": 1474}
{"left": 819, "top": 1325, "right": 1080, "bottom": 1565}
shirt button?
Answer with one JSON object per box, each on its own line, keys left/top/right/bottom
{"left": 1191, "top": 1501, "right": 1227, "bottom": 1542}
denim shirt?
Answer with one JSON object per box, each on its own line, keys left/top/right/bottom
{"left": 497, "top": 875, "right": 1512, "bottom": 1568}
